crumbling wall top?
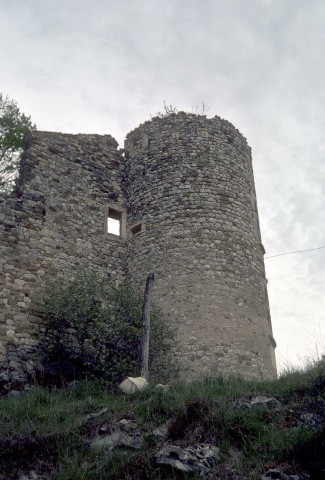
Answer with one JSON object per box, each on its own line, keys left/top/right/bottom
{"left": 125, "top": 112, "right": 249, "bottom": 147}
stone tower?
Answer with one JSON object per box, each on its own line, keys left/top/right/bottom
{"left": 125, "top": 113, "right": 276, "bottom": 379}
{"left": 0, "top": 112, "right": 276, "bottom": 392}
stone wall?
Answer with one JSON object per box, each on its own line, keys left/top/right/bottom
{"left": 125, "top": 113, "right": 276, "bottom": 379}
{"left": 0, "top": 113, "right": 277, "bottom": 393}
{"left": 0, "top": 132, "right": 126, "bottom": 392}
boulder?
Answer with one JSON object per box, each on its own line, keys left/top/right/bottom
{"left": 91, "top": 431, "right": 124, "bottom": 451}
{"left": 299, "top": 412, "right": 322, "bottom": 426}
{"left": 234, "top": 395, "right": 281, "bottom": 410}
{"left": 155, "top": 444, "right": 219, "bottom": 474}
{"left": 152, "top": 422, "right": 169, "bottom": 441}
{"left": 260, "top": 468, "right": 310, "bottom": 480}
{"left": 91, "top": 418, "right": 143, "bottom": 451}
{"left": 119, "top": 376, "right": 148, "bottom": 394}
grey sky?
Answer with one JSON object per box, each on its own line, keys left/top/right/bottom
{"left": 1, "top": 0, "right": 324, "bottom": 371}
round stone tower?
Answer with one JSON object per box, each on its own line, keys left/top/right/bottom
{"left": 125, "top": 112, "right": 276, "bottom": 380}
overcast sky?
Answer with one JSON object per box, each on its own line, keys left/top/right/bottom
{"left": 1, "top": 0, "right": 324, "bottom": 372}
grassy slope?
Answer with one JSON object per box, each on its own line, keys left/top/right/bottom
{"left": 0, "top": 362, "right": 324, "bottom": 480}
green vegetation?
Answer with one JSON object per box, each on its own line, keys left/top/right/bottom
{"left": 0, "top": 93, "right": 36, "bottom": 191}
{"left": 38, "top": 266, "right": 174, "bottom": 386}
{"left": 0, "top": 360, "right": 324, "bottom": 479}
{"left": 1, "top": 263, "right": 324, "bottom": 478}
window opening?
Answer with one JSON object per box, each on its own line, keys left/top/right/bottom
{"left": 131, "top": 223, "right": 142, "bottom": 235}
{"left": 130, "top": 221, "right": 145, "bottom": 236}
{"left": 107, "top": 208, "right": 122, "bottom": 236}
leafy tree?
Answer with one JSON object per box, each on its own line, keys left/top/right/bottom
{"left": 38, "top": 265, "right": 175, "bottom": 386}
{"left": 0, "top": 94, "right": 36, "bottom": 191}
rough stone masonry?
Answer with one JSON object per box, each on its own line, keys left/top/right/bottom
{"left": 0, "top": 112, "right": 277, "bottom": 392}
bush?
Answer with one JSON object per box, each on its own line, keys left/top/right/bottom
{"left": 37, "top": 266, "right": 174, "bottom": 386}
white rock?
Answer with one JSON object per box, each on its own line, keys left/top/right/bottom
{"left": 155, "top": 383, "right": 170, "bottom": 390}
{"left": 119, "top": 376, "right": 148, "bottom": 394}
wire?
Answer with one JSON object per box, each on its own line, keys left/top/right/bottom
{"left": 265, "top": 245, "right": 325, "bottom": 259}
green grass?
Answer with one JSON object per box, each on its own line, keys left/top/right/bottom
{"left": 0, "top": 359, "right": 324, "bottom": 479}
{"left": 0, "top": 381, "right": 126, "bottom": 437}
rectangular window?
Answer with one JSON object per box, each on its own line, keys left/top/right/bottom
{"left": 104, "top": 204, "right": 126, "bottom": 239}
{"left": 130, "top": 221, "right": 146, "bottom": 236}
{"left": 107, "top": 208, "right": 122, "bottom": 236}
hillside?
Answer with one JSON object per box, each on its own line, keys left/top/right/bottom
{"left": 0, "top": 361, "right": 324, "bottom": 480}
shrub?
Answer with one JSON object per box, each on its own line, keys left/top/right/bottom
{"left": 37, "top": 266, "right": 174, "bottom": 386}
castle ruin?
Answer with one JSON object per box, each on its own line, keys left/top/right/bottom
{"left": 0, "top": 113, "right": 277, "bottom": 391}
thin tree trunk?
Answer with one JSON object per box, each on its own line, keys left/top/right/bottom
{"left": 140, "top": 273, "right": 154, "bottom": 379}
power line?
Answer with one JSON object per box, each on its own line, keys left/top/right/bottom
{"left": 265, "top": 245, "right": 325, "bottom": 259}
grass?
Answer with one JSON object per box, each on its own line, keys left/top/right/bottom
{"left": 0, "top": 381, "right": 126, "bottom": 437}
{"left": 0, "top": 359, "right": 324, "bottom": 479}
